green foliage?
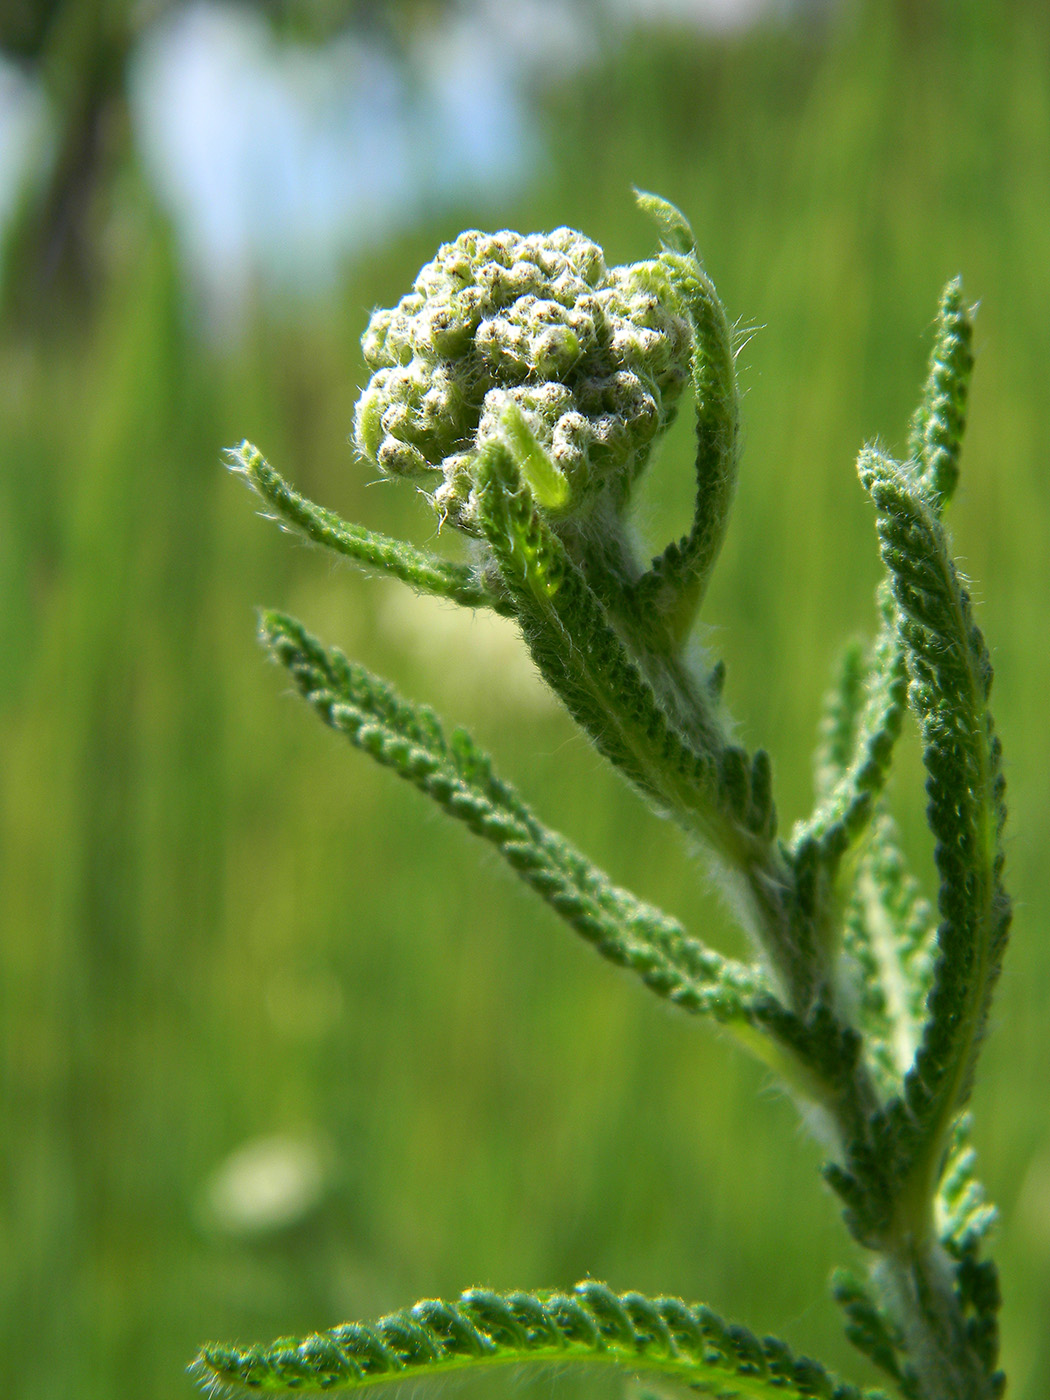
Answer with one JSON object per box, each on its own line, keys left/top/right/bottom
{"left": 831, "top": 1270, "right": 914, "bottom": 1398}
{"left": 629, "top": 193, "right": 739, "bottom": 647}
{"left": 794, "top": 588, "right": 906, "bottom": 872}
{"left": 10, "top": 10, "right": 1050, "bottom": 1400}
{"left": 839, "top": 813, "right": 936, "bottom": 1093}
{"left": 193, "top": 1281, "right": 890, "bottom": 1399}
{"left": 472, "top": 434, "right": 727, "bottom": 832}
{"left": 857, "top": 447, "right": 1009, "bottom": 1236}
{"left": 907, "top": 279, "right": 974, "bottom": 510}
{"left": 259, "top": 611, "right": 772, "bottom": 1037}
{"left": 213, "top": 185, "right": 1014, "bottom": 1400}
{"left": 228, "top": 442, "right": 512, "bottom": 614}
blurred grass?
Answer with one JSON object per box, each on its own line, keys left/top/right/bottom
{"left": 2, "top": 3, "right": 1050, "bottom": 1397}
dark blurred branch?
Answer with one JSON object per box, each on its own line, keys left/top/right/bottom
{"left": 0, "top": 0, "right": 483, "bottom": 326}
{"left": 1, "top": 0, "right": 138, "bottom": 324}
{"left": 0, "top": 0, "right": 66, "bottom": 58}
{"left": 256, "top": 0, "right": 467, "bottom": 48}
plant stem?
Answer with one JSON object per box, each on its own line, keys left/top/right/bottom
{"left": 875, "top": 1242, "right": 994, "bottom": 1400}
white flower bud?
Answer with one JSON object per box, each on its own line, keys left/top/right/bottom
{"left": 353, "top": 221, "right": 692, "bottom": 532}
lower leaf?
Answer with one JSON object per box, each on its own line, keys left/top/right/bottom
{"left": 191, "top": 1280, "right": 888, "bottom": 1399}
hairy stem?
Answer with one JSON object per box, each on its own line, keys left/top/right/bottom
{"left": 876, "top": 1244, "right": 998, "bottom": 1400}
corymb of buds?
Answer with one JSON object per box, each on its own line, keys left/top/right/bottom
{"left": 353, "top": 226, "right": 693, "bottom": 532}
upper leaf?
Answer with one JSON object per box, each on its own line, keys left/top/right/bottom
{"left": 840, "top": 813, "right": 936, "bottom": 1093}
{"left": 795, "top": 279, "right": 974, "bottom": 887}
{"left": 471, "top": 436, "right": 822, "bottom": 1011}
{"left": 630, "top": 194, "right": 739, "bottom": 648}
{"left": 907, "top": 278, "right": 975, "bottom": 510}
{"left": 857, "top": 448, "right": 1010, "bottom": 1241}
{"left": 831, "top": 1269, "right": 916, "bottom": 1398}
{"left": 473, "top": 437, "right": 729, "bottom": 836}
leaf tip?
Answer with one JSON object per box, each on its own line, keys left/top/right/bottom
{"left": 224, "top": 439, "right": 259, "bottom": 478}
{"left": 633, "top": 188, "right": 696, "bottom": 255}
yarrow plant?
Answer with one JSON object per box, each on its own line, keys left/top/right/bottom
{"left": 198, "top": 194, "right": 1010, "bottom": 1400}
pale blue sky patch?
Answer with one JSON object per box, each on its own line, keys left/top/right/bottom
{"left": 0, "top": 52, "right": 46, "bottom": 245}
{"left": 130, "top": 4, "right": 425, "bottom": 307}
{"left": 128, "top": 1, "right": 565, "bottom": 312}
{"left": 0, "top": 0, "right": 792, "bottom": 312}
{"left": 407, "top": 17, "right": 538, "bottom": 207}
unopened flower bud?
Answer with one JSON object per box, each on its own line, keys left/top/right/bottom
{"left": 353, "top": 224, "right": 692, "bottom": 531}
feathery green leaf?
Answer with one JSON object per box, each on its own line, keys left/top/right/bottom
{"left": 907, "top": 279, "right": 975, "bottom": 510}
{"left": 794, "top": 587, "right": 907, "bottom": 870}
{"left": 812, "top": 641, "right": 868, "bottom": 803}
{"left": 260, "top": 612, "right": 776, "bottom": 1037}
{"left": 473, "top": 438, "right": 729, "bottom": 838}
{"left": 857, "top": 448, "right": 1010, "bottom": 1239}
{"left": 631, "top": 195, "right": 739, "bottom": 648}
{"left": 471, "top": 439, "right": 828, "bottom": 1014}
{"left": 799, "top": 285, "right": 974, "bottom": 880}
{"left": 228, "top": 441, "right": 511, "bottom": 613}
{"left": 634, "top": 188, "right": 697, "bottom": 255}
{"left": 192, "top": 1280, "right": 889, "bottom": 1399}
{"left": 937, "top": 1116, "right": 997, "bottom": 1257}
{"left": 831, "top": 1270, "right": 915, "bottom": 1397}
{"left": 842, "top": 813, "right": 936, "bottom": 1092}
{"left": 936, "top": 1117, "right": 1001, "bottom": 1385}
{"left": 950, "top": 1248, "right": 1003, "bottom": 1383}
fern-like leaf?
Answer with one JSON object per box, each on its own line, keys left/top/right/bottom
{"left": 798, "top": 282, "right": 973, "bottom": 876}
{"left": 794, "top": 587, "right": 907, "bottom": 870}
{"left": 192, "top": 1280, "right": 889, "bottom": 1399}
{"left": 934, "top": 1118, "right": 1002, "bottom": 1382}
{"left": 831, "top": 1270, "right": 916, "bottom": 1397}
{"left": 473, "top": 439, "right": 784, "bottom": 890}
{"left": 630, "top": 192, "right": 739, "bottom": 649}
{"left": 937, "top": 1116, "right": 997, "bottom": 1257}
{"left": 261, "top": 612, "right": 781, "bottom": 1039}
{"left": 473, "top": 438, "right": 731, "bottom": 841}
{"left": 950, "top": 1247, "right": 1003, "bottom": 1384}
{"left": 228, "top": 441, "right": 510, "bottom": 614}
{"left": 936, "top": 1110, "right": 1001, "bottom": 1382}
{"left": 907, "top": 279, "right": 975, "bottom": 510}
{"left": 471, "top": 440, "right": 828, "bottom": 1013}
{"left": 842, "top": 813, "right": 936, "bottom": 1092}
{"left": 812, "top": 641, "right": 867, "bottom": 804}
{"left": 857, "top": 448, "right": 1010, "bottom": 1234}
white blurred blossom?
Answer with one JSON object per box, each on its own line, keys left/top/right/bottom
{"left": 201, "top": 1133, "right": 330, "bottom": 1236}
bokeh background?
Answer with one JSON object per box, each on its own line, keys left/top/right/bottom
{"left": 2, "top": 2, "right": 1049, "bottom": 1397}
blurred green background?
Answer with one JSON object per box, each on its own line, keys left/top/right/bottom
{"left": 2, "top": 2, "right": 1049, "bottom": 1397}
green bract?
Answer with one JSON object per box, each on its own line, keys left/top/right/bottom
{"left": 353, "top": 225, "right": 692, "bottom": 531}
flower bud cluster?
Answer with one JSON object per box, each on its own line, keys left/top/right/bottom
{"left": 353, "top": 226, "right": 692, "bottom": 530}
